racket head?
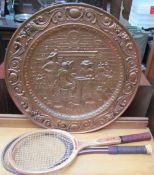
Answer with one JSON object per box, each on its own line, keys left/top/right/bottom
{"left": 8, "top": 129, "right": 78, "bottom": 175}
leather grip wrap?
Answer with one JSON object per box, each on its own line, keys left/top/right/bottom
{"left": 120, "top": 132, "right": 151, "bottom": 143}
{"left": 108, "top": 146, "right": 148, "bottom": 154}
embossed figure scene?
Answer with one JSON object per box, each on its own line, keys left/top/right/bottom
{"left": 24, "top": 25, "right": 124, "bottom": 119}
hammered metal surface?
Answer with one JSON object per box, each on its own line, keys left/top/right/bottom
{"left": 5, "top": 3, "right": 141, "bottom": 132}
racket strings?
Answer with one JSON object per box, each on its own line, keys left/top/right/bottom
{"left": 11, "top": 132, "right": 74, "bottom": 172}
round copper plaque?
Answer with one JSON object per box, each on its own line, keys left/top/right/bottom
{"left": 5, "top": 3, "right": 141, "bottom": 132}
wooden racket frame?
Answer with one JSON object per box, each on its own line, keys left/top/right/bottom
{"left": 8, "top": 129, "right": 78, "bottom": 175}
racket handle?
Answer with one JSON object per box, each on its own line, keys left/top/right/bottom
{"left": 120, "top": 132, "right": 151, "bottom": 143}
{"left": 108, "top": 145, "right": 152, "bottom": 154}
{"left": 96, "top": 132, "right": 152, "bottom": 146}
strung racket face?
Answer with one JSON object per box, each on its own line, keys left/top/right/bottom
{"left": 8, "top": 130, "right": 77, "bottom": 175}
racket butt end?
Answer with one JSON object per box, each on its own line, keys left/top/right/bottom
{"left": 146, "top": 144, "right": 152, "bottom": 154}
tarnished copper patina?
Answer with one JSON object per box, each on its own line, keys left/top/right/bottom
{"left": 5, "top": 3, "right": 141, "bottom": 132}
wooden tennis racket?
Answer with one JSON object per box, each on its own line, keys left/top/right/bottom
{"left": 6, "top": 129, "right": 152, "bottom": 175}
{"left": 1, "top": 132, "right": 151, "bottom": 174}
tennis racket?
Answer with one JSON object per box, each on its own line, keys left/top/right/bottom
{"left": 2, "top": 140, "right": 151, "bottom": 174}
{"left": 1, "top": 132, "right": 151, "bottom": 174}
{"left": 7, "top": 129, "right": 152, "bottom": 175}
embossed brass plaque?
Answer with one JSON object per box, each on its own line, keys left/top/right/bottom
{"left": 5, "top": 3, "right": 141, "bottom": 132}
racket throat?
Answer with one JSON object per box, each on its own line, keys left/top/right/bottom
{"left": 78, "top": 137, "right": 121, "bottom": 149}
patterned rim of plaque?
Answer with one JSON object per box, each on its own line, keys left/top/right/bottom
{"left": 5, "top": 3, "right": 141, "bottom": 133}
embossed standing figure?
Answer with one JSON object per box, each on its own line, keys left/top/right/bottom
{"left": 95, "top": 61, "right": 113, "bottom": 102}
{"left": 42, "top": 50, "right": 60, "bottom": 85}
{"left": 75, "top": 59, "right": 96, "bottom": 106}
{"left": 42, "top": 51, "right": 58, "bottom": 72}
{"left": 52, "top": 60, "right": 76, "bottom": 108}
